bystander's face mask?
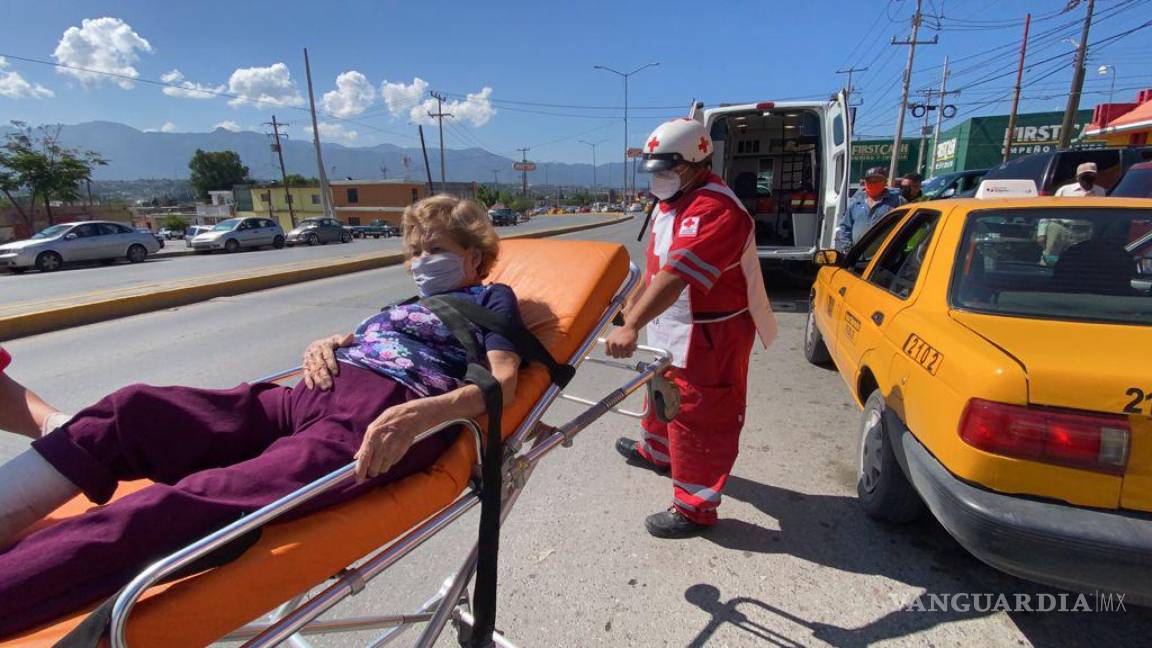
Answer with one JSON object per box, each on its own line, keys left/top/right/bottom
{"left": 864, "top": 179, "right": 888, "bottom": 199}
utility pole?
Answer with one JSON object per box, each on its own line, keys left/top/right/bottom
{"left": 428, "top": 91, "right": 452, "bottom": 193}
{"left": 491, "top": 169, "right": 499, "bottom": 188}
{"left": 264, "top": 115, "right": 297, "bottom": 227}
{"left": 1003, "top": 13, "right": 1033, "bottom": 162}
{"left": 303, "top": 48, "right": 334, "bottom": 220}
{"left": 517, "top": 147, "right": 530, "bottom": 197}
{"left": 418, "top": 125, "right": 434, "bottom": 195}
{"left": 929, "top": 57, "right": 959, "bottom": 177}
{"left": 1058, "top": 0, "right": 1095, "bottom": 149}
{"left": 888, "top": 0, "right": 937, "bottom": 184}
{"left": 914, "top": 92, "right": 934, "bottom": 174}
{"left": 836, "top": 65, "right": 869, "bottom": 107}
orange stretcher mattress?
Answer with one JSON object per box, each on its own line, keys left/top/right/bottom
{"left": 4, "top": 238, "right": 630, "bottom": 647}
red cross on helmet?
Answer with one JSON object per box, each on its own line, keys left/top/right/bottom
{"left": 640, "top": 118, "right": 712, "bottom": 172}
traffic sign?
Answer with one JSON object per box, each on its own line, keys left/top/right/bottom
{"left": 626, "top": 147, "right": 644, "bottom": 159}
{"left": 513, "top": 161, "right": 537, "bottom": 172}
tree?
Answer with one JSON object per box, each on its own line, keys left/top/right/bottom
{"left": 0, "top": 121, "right": 106, "bottom": 228}
{"left": 188, "top": 149, "right": 249, "bottom": 199}
{"left": 475, "top": 184, "right": 499, "bottom": 208}
{"left": 161, "top": 215, "right": 189, "bottom": 232}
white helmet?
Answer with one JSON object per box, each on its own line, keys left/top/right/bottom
{"left": 640, "top": 118, "right": 712, "bottom": 172}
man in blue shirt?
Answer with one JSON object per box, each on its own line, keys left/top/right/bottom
{"left": 834, "top": 166, "right": 906, "bottom": 252}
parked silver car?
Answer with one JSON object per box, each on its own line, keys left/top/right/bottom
{"left": 0, "top": 220, "right": 161, "bottom": 273}
{"left": 189, "top": 217, "right": 285, "bottom": 253}
{"left": 285, "top": 217, "right": 351, "bottom": 246}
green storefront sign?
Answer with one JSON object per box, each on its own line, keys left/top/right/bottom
{"left": 927, "top": 109, "right": 1107, "bottom": 175}
{"left": 850, "top": 139, "right": 925, "bottom": 180}
{"left": 853, "top": 110, "right": 1112, "bottom": 181}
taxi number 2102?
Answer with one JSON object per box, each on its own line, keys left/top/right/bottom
{"left": 1124, "top": 388, "right": 1152, "bottom": 415}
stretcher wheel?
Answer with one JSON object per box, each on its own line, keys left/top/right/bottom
{"left": 649, "top": 374, "right": 680, "bottom": 423}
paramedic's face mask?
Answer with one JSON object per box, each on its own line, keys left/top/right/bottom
{"left": 409, "top": 233, "right": 481, "bottom": 296}
{"left": 650, "top": 169, "right": 682, "bottom": 201}
{"left": 864, "top": 179, "right": 888, "bottom": 199}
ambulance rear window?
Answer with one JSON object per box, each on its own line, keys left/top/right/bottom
{"left": 950, "top": 207, "right": 1152, "bottom": 326}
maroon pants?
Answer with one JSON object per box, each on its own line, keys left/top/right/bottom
{"left": 0, "top": 364, "right": 455, "bottom": 637}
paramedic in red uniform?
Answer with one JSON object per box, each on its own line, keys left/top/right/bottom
{"left": 605, "top": 118, "right": 777, "bottom": 538}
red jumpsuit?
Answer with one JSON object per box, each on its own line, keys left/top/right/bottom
{"left": 637, "top": 173, "right": 776, "bottom": 525}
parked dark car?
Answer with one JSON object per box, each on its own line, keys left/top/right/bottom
{"left": 136, "top": 228, "right": 165, "bottom": 248}
{"left": 285, "top": 217, "right": 352, "bottom": 246}
{"left": 980, "top": 147, "right": 1152, "bottom": 195}
{"left": 921, "top": 168, "right": 988, "bottom": 200}
{"left": 356, "top": 220, "right": 401, "bottom": 238}
{"left": 1111, "top": 161, "right": 1152, "bottom": 198}
{"left": 488, "top": 208, "right": 518, "bottom": 226}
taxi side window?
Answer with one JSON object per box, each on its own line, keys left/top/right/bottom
{"left": 845, "top": 209, "right": 907, "bottom": 276}
{"left": 868, "top": 210, "right": 941, "bottom": 299}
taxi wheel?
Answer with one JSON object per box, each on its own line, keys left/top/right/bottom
{"left": 857, "top": 390, "right": 923, "bottom": 524}
{"left": 803, "top": 301, "right": 832, "bottom": 365}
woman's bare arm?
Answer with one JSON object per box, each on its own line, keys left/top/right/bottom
{"left": 354, "top": 350, "right": 520, "bottom": 481}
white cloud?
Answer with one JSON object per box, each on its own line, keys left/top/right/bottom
{"left": 226, "top": 63, "right": 304, "bottom": 108}
{"left": 52, "top": 17, "right": 152, "bottom": 89}
{"left": 160, "top": 69, "right": 224, "bottom": 100}
{"left": 214, "top": 120, "right": 242, "bottom": 132}
{"left": 302, "top": 121, "right": 359, "bottom": 144}
{"left": 143, "top": 121, "right": 177, "bottom": 133}
{"left": 322, "top": 70, "right": 375, "bottom": 118}
{"left": 0, "top": 57, "right": 54, "bottom": 99}
{"left": 379, "top": 77, "right": 495, "bottom": 127}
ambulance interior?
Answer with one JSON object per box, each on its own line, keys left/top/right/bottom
{"left": 709, "top": 108, "right": 824, "bottom": 251}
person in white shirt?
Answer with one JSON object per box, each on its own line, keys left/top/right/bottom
{"left": 1055, "top": 162, "right": 1107, "bottom": 196}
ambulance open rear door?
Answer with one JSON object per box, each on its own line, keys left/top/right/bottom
{"left": 820, "top": 90, "right": 852, "bottom": 252}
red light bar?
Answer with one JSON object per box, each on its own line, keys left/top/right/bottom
{"left": 756, "top": 102, "right": 776, "bottom": 110}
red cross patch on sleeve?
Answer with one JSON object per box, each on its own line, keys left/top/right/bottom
{"left": 678, "top": 216, "right": 701, "bottom": 237}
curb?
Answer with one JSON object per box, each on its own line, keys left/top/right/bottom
{"left": 0, "top": 216, "right": 632, "bottom": 341}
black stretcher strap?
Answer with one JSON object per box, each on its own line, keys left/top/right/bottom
{"left": 420, "top": 295, "right": 573, "bottom": 648}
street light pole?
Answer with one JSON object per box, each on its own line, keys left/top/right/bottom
{"left": 579, "top": 139, "right": 602, "bottom": 198}
{"left": 1098, "top": 64, "right": 1118, "bottom": 107}
{"left": 593, "top": 62, "right": 659, "bottom": 201}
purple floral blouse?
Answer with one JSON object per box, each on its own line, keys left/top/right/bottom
{"left": 336, "top": 284, "right": 520, "bottom": 397}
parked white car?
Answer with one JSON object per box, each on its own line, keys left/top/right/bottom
{"left": 0, "top": 221, "right": 161, "bottom": 273}
{"left": 189, "top": 217, "right": 285, "bottom": 253}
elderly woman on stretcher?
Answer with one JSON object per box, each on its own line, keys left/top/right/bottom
{"left": 0, "top": 195, "right": 523, "bottom": 637}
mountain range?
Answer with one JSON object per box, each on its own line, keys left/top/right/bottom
{"left": 0, "top": 121, "right": 632, "bottom": 189}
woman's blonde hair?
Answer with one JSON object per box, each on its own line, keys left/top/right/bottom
{"left": 402, "top": 194, "right": 500, "bottom": 278}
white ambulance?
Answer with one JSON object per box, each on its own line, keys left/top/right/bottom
{"left": 689, "top": 91, "right": 852, "bottom": 260}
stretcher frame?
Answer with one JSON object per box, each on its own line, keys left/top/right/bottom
{"left": 103, "top": 261, "right": 673, "bottom": 648}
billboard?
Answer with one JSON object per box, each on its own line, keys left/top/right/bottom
{"left": 512, "top": 161, "right": 537, "bottom": 172}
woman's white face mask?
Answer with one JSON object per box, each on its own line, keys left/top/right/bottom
{"left": 410, "top": 252, "right": 467, "bottom": 296}
{"left": 649, "top": 170, "right": 682, "bottom": 201}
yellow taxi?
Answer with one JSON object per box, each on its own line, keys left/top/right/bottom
{"left": 803, "top": 196, "right": 1152, "bottom": 601}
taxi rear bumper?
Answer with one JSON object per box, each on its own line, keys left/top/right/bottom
{"left": 893, "top": 421, "right": 1152, "bottom": 604}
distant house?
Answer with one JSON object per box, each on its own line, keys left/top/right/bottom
{"left": 1083, "top": 88, "right": 1152, "bottom": 147}
{"left": 195, "top": 190, "right": 235, "bottom": 224}
{"left": 329, "top": 179, "right": 428, "bottom": 226}
{"left": 233, "top": 184, "right": 324, "bottom": 230}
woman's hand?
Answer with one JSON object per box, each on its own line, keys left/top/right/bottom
{"left": 354, "top": 402, "right": 429, "bottom": 482}
{"left": 302, "top": 332, "right": 354, "bottom": 390}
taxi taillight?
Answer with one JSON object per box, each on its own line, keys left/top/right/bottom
{"left": 959, "top": 399, "right": 1130, "bottom": 474}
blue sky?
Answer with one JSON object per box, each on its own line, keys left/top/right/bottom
{"left": 0, "top": 0, "right": 1149, "bottom": 167}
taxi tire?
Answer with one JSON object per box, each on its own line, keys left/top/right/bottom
{"left": 857, "top": 390, "right": 923, "bottom": 524}
{"left": 803, "top": 305, "right": 832, "bottom": 365}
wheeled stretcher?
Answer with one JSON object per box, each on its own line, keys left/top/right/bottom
{"left": 4, "top": 238, "right": 678, "bottom": 648}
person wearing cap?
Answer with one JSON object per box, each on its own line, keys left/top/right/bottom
{"left": 603, "top": 118, "right": 777, "bottom": 538}
{"left": 1055, "top": 162, "right": 1107, "bottom": 196}
{"left": 834, "top": 167, "right": 907, "bottom": 252}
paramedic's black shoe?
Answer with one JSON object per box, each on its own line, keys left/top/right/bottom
{"left": 645, "top": 508, "right": 708, "bottom": 539}
{"left": 615, "top": 438, "right": 669, "bottom": 475}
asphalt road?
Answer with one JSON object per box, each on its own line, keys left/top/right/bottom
{"left": 2, "top": 218, "right": 1150, "bottom": 646}
{"left": 0, "top": 215, "right": 611, "bottom": 307}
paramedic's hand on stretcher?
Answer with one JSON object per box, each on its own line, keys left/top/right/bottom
{"left": 302, "top": 332, "right": 355, "bottom": 390}
{"left": 605, "top": 271, "right": 687, "bottom": 359}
